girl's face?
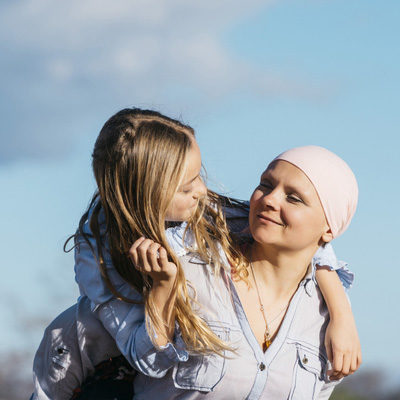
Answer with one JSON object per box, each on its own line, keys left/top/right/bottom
{"left": 165, "top": 140, "right": 207, "bottom": 222}
{"left": 249, "top": 160, "right": 332, "bottom": 252}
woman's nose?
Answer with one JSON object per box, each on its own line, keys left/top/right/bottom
{"left": 261, "top": 190, "right": 280, "bottom": 210}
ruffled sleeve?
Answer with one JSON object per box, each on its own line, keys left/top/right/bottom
{"left": 311, "top": 243, "right": 354, "bottom": 290}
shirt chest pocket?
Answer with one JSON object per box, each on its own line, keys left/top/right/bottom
{"left": 172, "top": 325, "right": 230, "bottom": 392}
{"left": 289, "top": 344, "right": 328, "bottom": 400}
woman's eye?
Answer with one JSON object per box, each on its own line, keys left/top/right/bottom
{"left": 259, "top": 182, "right": 272, "bottom": 190}
{"left": 287, "top": 195, "right": 302, "bottom": 203}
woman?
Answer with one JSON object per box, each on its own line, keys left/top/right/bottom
{"left": 229, "top": 145, "right": 360, "bottom": 398}
{"left": 31, "top": 108, "right": 359, "bottom": 399}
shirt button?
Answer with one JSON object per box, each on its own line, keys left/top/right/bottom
{"left": 259, "top": 362, "right": 266, "bottom": 371}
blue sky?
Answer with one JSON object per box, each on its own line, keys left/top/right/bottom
{"left": 1, "top": 0, "right": 399, "bottom": 382}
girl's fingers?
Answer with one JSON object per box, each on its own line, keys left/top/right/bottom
{"left": 357, "top": 352, "right": 362, "bottom": 370}
{"left": 325, "top": 341, "right": 339, "bottom": 379}
{"left": 148, "top": 242, "right": 162, "bottom": 272}
{"left": 325, "top": 339, "right": 333, "bottom": 364}
{"left": 128, "top": 237, "right": 146, "bottom": 268}
{"left": 341, "top": 352, "right": 351, "bottom": 376}
{"left": 130, "top": 236, "right": 146, "bottom": 252}
{"left": 158, "top": 247, "right": 169, "bottom": 269}
{"left": 334, "top": 372, "right": 344, "bottom": 381}
{"left": 128, "top": 239, "right": 176, "bottom": 279}
{"left": 128, "top": 249, "right": 138, "bottom": 268}
{"left": 137, "top": 239, "right": 154, "bottom": 272}
{"left": 332, "top": 351, "right": 344, "bottom": 378}
{"left": 350, "top": 353, "right": 358, "bottom": 374}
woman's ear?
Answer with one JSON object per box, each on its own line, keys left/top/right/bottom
{"left": 321, "top": 227, "right": 334, "bottom": 243}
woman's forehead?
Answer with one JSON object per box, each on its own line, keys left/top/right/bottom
{"left": 263, "top": 160, "right": 306, "bottom": 181}
{"left": 262, "top": 160, "right": 318, "bottom": 196}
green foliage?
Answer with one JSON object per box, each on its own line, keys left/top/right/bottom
{"left": 331, "top": 386, "right": 369, "bottom": 400}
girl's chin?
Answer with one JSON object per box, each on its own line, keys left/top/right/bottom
{"left": 165, "top": 209, "right": 195, "bottom": 222}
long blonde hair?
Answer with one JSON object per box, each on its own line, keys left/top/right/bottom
{"left": 73, "top": 108, "right": 245, "bottom": 355}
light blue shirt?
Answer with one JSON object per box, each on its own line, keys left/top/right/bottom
{"left": 32, "top": 204, "right": 353, "bottom": 399}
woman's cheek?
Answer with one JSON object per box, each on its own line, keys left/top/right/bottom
{"left": 249, "top": 190, "right": 262, "bottom": 213}
{"left": 251, "top": 189, "right": 262, "bottom": 201}
{"left": 288, "top": 209, "right": 320, "bottom": 240}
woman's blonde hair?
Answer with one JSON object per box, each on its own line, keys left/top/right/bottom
{"left": 72, "top": 108, "right": 245, "bottom": 355}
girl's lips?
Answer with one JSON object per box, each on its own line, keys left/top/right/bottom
{"left": 257, "top": 214, "right": 284, "bottom": 226}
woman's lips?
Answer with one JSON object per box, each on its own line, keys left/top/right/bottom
{"left": 257, "top": 213, "right": 284, "bottom": 226}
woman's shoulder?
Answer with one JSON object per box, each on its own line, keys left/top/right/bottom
{"left": 221, "top": 198, "right": 250, "bottom": 234}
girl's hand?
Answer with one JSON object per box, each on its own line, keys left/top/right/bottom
{"left": 128, "top": 237, "right": 177, "bottom": 285}
{"left": 129, "top": 237, "right": 177, "bottom": 346}
{"left": 325, "top": 314, "right": 362, "bottom": 380}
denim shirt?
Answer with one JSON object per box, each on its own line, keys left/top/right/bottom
{"left": 32, "top": 252, "right": 346, "bottom": 400}
{"left": 32, "top": 204, "right": 353, "bottom": 399}
{"left": 32, "top": 297, "right": 122, "bottom": 400}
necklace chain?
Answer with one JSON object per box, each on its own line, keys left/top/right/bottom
{"left": 249, "top": 262, "right": 289, "bottom": 351}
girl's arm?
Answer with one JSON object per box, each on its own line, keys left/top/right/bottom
{"left": 128, "top": 237, "right": 178, "bottom": 346}
{"left": 75, "top": 235, "right": 188, "bottom": 378}
{"left": 315, "top": 267, "right": 362, "bottom": 380}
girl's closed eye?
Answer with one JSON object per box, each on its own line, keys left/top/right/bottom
{"left": 181, "top": 186, "right": 192, "bottom": 194}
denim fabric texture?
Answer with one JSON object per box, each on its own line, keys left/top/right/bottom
{"left": 32, "top": 203, "right": 350, "bottom": 399}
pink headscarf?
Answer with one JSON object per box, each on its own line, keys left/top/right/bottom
{"left": 273, "top": 145, "right": 358, "bottom": 238}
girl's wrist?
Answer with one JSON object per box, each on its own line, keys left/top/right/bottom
{"left": 328, "top": 305, "right": 353, "bottom": 321}
{"left": 152, "top": 275, "right": 176, "bottom": 289}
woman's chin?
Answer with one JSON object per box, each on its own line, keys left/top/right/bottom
{"left": 251, "top": 230, "right": 278, "bottom": 247}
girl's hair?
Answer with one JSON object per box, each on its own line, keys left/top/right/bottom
{"left": 71, "top": 108, "right": 244, "bottom": 355}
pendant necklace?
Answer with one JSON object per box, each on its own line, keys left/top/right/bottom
{"left": 250, "top": 262, "right": 289, "bottom": 352}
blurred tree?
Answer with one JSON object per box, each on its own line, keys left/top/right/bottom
{"left": 0, "top": 351, "right": 33, "bottom": 400}
{"left": 331, "top": 368, "right": 400, "bottom": 400}
{"left": 331, "top": 386, "right": 369, "bottom": 400}
{"left": 387, "top": 392, "right": 400, "bottom": 400}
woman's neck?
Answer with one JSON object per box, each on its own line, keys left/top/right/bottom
{"left": 249, "top": 242, "right": 319, "bottom": 299}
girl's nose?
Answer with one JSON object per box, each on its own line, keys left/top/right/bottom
{"left": 193, "top": 178, "right": 207, "bottom": 199}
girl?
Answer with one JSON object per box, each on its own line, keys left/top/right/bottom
{"left": 32, "top": 109, "right": 359, "bottom": 399}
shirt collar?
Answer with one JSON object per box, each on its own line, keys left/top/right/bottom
{"left": 165, "top": 222, "right": 196, "bottom": 257}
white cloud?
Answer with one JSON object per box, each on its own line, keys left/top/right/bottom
{"left": 0, "top": 0, "right": 324, "bottom": 163}
{"left": 1, "top": 0, "right": 271, "bottom": 91}
{"left": 46, "top": 59, "right": 74, "bottom": 81}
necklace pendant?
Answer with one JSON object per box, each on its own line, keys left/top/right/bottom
{"left": 263, "top": 331, "right": 272, "bottom": 351}
{"left": 262, "top": 338, "right": 272, "bottom": 352}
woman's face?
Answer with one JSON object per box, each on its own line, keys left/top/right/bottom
{"left": 165, "top": 139, "right": 207, "bottom": 222}
{"left": 249, "top": 160, "right": 332, "bottom": 251}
